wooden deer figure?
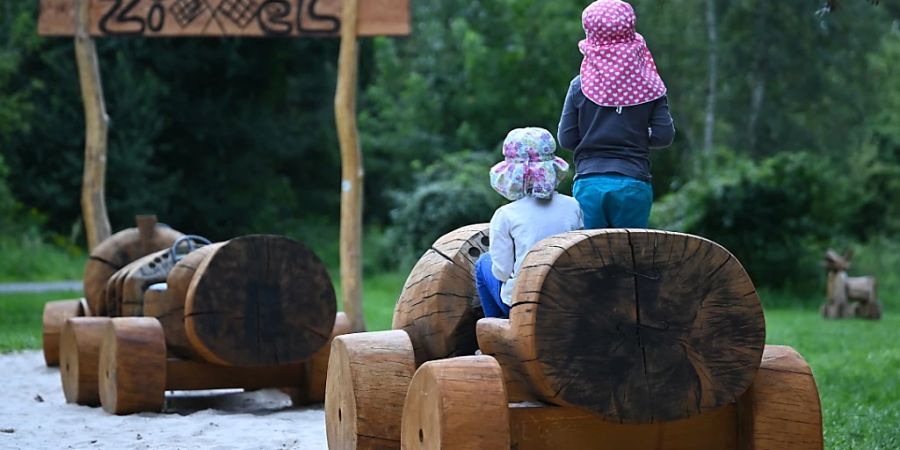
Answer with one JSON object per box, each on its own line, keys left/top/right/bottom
{"left": 821, "top": 249, "right": 882, "bottom": 320}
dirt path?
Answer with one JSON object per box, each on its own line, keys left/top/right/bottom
{"left": 0, "top": 351, "right": 328, "bottom": 449}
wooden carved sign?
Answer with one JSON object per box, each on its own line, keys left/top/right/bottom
{"left": 38, "top": 0, "right": 411, "bottom": 37}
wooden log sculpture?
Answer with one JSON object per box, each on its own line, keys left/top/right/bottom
{"left": 42, "top": 298, "right": 89, "bottom": 366}
{"left": 392, "top": 224, "right": 490, "bottom": 365}
{"left": 399, "top": 346, "right": 822, "bottom": 450}
{"left": 821, "top": 249, "right": 882, "bottom": 320}
{"left": 400, "top": 356, "right": 509, "bottom": 450}
{"left": 81, "top": 235, "right": 346, "bottom": 414}
{"left": 60, "top": 317, "right": 111, "bottom": 405}
{"left": 325, "top": 330, "right": 417, "bottom": 449}
{"left": 82, "top": 215, "right": 183, "bottom": 316}
{"left": 477, "top": 229, "right": 766, "bottom": 424}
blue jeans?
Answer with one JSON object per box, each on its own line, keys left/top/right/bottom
{"left": 474, "top": 253, "right": 510, "bottom": 319}
{"left": 573, "top": 174, "right": 653, "bottom": 229}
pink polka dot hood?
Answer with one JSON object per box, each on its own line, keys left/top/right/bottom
{"left": 579, "top": 0, "right": 667, "bottom": 107}
{"left": 490, "top": 128, "right": 569, "bottom": 202}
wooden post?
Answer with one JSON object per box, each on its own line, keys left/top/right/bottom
{"left": 74, "top": 0, "right": 111, "bottom": 251}
{"left": 335, "top": 0, "right": 366, "bottom": 332}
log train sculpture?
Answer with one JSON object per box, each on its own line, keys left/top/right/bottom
{"left": 325, "top": 226, "right": 823, "bottom": 450}
{"left": 42, "top": 216, "right": 348, "bottom": 414}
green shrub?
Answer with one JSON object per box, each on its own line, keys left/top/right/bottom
{"left": 653, "top": 150, "right": 855, "bottom": 291}
{"left": 382, "top": 151, "right": 503, "bottom": 268}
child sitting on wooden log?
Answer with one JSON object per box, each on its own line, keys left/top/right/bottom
{"left": 475, "top": 128, "right": 583, "bottom": 318}
{"left": 557, "top": 0, "right": 676, "bottom": 229}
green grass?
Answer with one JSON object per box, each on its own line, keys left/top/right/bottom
{"left": 766, "top": 308, "right": 900, "bottom": 450}
{"left": 2, "top": 281, "right": 897, "bottom": 449}
{"left": 0, "top": 291, "right": 82, "bottom": 351}
{"left": 0, "top": 238, "right": 85, "bottom": 282}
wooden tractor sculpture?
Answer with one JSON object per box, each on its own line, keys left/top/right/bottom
{"left": 52, "top": 229, "right": 347, "bottom": 414}
{"left": 325, "top": 227, "right": 823, "bottom": 450}
{"left": 42, "top": 215, "right": 183, "bottom": 367}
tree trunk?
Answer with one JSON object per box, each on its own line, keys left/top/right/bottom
{"left": 702, "top": 0, "right": 718, "bottom": 167}
{"left": 335, "top": 0, "right": 366, "bottom": 332}
{"left": 74, "top": 0, "right": 111, "bottom": 251}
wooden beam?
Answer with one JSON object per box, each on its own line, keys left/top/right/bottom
{"left": 75, "top": 0, "right": 111, "bottom": 251}
{"left": 334, "top": 0, "right": 365, "bottom": 332}
{"left": 38, "top": 0, "right": 411, "bottom": 38}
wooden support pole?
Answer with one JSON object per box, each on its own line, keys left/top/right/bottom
{"left": 335, "top": 0, "right": 366, "bottom": 332}
{"left": 75, "top": 0, "right": 111, "bottom": 251}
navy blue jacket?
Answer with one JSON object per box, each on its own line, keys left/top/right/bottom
{"left": 558, "top": 76, "right": 675, "bottom": 181}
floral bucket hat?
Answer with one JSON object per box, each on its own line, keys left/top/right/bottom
{"left": 579, "top": 0, "right": 667, "bottom": 107}
{"left": 490, "top": 128, "right": 569, "bottom": 201}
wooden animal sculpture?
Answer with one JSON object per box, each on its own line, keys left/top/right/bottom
{"left": 821, "top": 249, "right": 882, "bottom": 320}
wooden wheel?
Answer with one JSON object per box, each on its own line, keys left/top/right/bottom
{"left": 325, "top": 330, "right": 416, "bottom": 450}
{"left": 60, "top": 317, "right": 111, "bottom": 405}
{"left": 184, "top": 235, "right": 336, "bottom": 366}
{"left": 98, "top": 317, "right": 166, "bottom": 414}
{"left": 42, "top": 299, "right": 86, "bottom": 367}
{"left": 509, "top": 229, "right": 765, "bottom": 423}
{"left": 737, "top": 345, "right": 823, "bottom": 450}
{"left": 401, "top": 356, "right": 509, "bottom": 450}
{"left": 392, "top": 224, "right": 490, "bottom": 365}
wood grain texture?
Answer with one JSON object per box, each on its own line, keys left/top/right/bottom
{"left": 302, "top": 312, "right": 352, "bottom": 404}
{"left": 737, "top": 345, "right": 823, "bottom": 450}
{"left": 42, "top": 299, "right": 86, "bottom": 366}
{"left": 184, "top": 235, "right": 336, "bottom": 366}
{"left": 98, "top": 317, "right": 167, "bottom": 414}
{"left": 325, "top": 330, "right": 416, "bottom": 450}
{"left": 476, "top": 318, "right": 534, "bottom": 402}
{"left": 60, "top": 317, "right": 111, "bottom": 405}
{"left": 75, "top": 0, "right": 111, "bottom": 251}
{"left": 144, "top": 243, "right": 223, "bottom": 358}
{"left": 509, "top": 229, "right": 765, "bottom": 423}
{"left": 400, "top": 356, "right": 509, "bottom": 450}
{"left": 392, "top": 224, "right": 490, "bottom": 365}
{"left": 166, "top": 359, "right": 306, "bottom": 391}
{"left": 38, "top": 0, "right": 411, "bottom": 37}
{"left": 83, "top": 222, "right": 183, "bottom": 315}
{"left": 336, "top": 0, "right": 365, "bottom": 333}
{"left": 509, "top": 401, "right": 738, "bottom": 450}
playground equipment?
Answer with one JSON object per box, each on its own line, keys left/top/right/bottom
{"left": 57, "top": 234, "right": 347, "bottom": 414}
{"left": 42, "top": 215, "right": 182, "bottom": 367}
{"left": 325, "top": 228, "right": 823, "bottom": 449}
{"left": 821, "top": 249, "right": 882, "bottom": 319}
{"left": 38, "top": 0, "right": 413, "bottom": 333}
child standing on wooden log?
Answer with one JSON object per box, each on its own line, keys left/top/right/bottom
{"left": 558, "top": 0, "right": 675, "bottom": 229}
{"left": 475, "top": 128, "right": 583, "bottom": 318}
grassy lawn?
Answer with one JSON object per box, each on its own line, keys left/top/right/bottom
{"left": 2, "top": 281, "right": 897, "bottom": 449}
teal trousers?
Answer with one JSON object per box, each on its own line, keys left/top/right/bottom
{"left": 573, "top": 173, "right": 653, "bottom": 229}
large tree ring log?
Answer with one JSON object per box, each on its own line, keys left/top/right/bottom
{"left": 325, "top": 330, "right": 416, "bottom": 450}
{"left": 509, "top": 229, "right": 765, "bottom": 423}
{"left": 400, "top": 355, "right": 509, "bottom": 450}
{"left": 42, "top": 299, "right": 86, "bottom": 366}
{"left": 184, "top": 235, "right": 336, "bottom": 366}
{"left": 392, "top": 224, "right": 489, "bottom": 365}
{"left": 98, "top": 317, "right": 166, "bottom": 414}
{"left": 83, "top": 218, "right": 183, "bottom": 315}
{"left": 737, "top": 345, "right": 823, "bottom": 450}
{"left": 60, "top": 317, "right": 111, "bottom": 405}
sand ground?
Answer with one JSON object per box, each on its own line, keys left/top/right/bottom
{"left": 0, "top": 350, "right": 329, "bottom": 449}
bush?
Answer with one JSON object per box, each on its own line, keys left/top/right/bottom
{"left": 382, "top": 151, "right": 503, "bottom": 268}
{"left": 653, "top": 150, "right": 855, "bottom": 290}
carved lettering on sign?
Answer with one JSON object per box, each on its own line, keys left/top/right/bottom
{"left": 38, "top": 0, "right": 411, "bottom": 37}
